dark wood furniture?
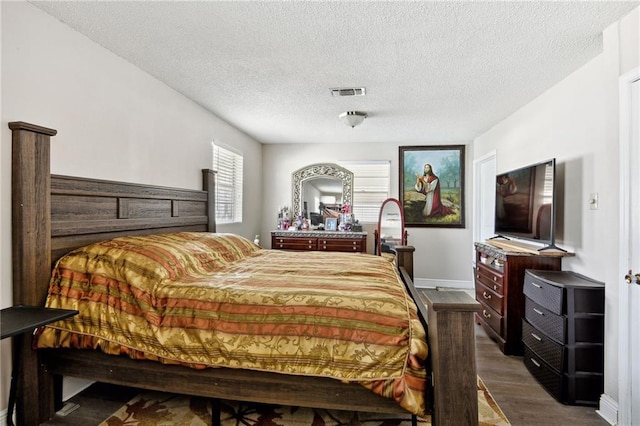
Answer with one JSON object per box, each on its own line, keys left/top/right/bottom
{"left": 474, "top": 242, "right": 561, "bottom": 355}
{"left": 522, "top": 269, "right": 604, "bottom": 406}
{"left": 10, "top": 121, "right": 480, "bottom": 426}
{"left": 270, "top": 230, "right": 367, "bottom": 252}
{"left": 1, "top": 306, "right": 78, "bottom": 426}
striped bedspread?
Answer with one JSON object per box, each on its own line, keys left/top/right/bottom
{"left": 35, "top": 232, "right": 428, "bottom": 416}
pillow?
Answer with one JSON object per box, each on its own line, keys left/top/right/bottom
{"left": 52, "top": 232, "right": 260, "bottom": 289}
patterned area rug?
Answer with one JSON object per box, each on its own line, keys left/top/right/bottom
{"left": 100, "top": 376, "right": 509, "bottom": 426}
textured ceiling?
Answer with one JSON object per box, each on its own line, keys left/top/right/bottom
{"left": 31, "top": 1, "right": 639, "bottom": 145}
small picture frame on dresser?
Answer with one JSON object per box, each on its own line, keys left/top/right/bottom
{"left": 325, "top": 218, "right": 338, "bottom": 231}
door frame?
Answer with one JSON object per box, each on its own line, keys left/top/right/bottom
{"left": 472, "top": 150, "right": 496, "bottom": 258}
{"left": 616, "top": 67, "right": 639, "bottom": 426}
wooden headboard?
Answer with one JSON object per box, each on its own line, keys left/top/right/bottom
{"left": 10, "top": 121, "right": 216, "bottom": 308}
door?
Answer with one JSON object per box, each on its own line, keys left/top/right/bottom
{"left": 619, "top": 69, "right": 639, "bottom": 426}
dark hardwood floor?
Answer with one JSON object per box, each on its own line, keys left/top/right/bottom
{"left": 40, "top": 324, "right": 610, "bottom": 426}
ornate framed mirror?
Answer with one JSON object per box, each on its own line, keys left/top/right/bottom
{"left": 291, "top": 163, "right": 353, "bottom": 219}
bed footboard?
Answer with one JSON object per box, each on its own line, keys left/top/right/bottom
{"left": 398, "top": 264, "right": 481, "bottom": 426}
{"left": 421, "top": 289, "right": 481, "bottom": 426}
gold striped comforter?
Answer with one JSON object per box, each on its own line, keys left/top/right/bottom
{"left": 35, "top": 232, "right": 428, "bottom": 416}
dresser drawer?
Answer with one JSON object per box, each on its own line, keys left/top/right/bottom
{"left": 524, "top": 297, "right": 566, "bottom": 343}
{"left": 523, "top": 319, "right": 564, "bottom": 371}
{"left": 273, "top": 237, "right": 317, "bottom": 250}
{"left": 524, "top": 346, "right": 563, "bottom": 402}
{"left": 475, "top": 264, "right": 504, "bottom": 294}
{"left": 478, "top": 302, "right": 503, "bottom": 336}
{"left": 318, "top": 238, "right": 363, "bottom": 252}
{"left": 525, "top": 346, "right": 603, "bottom": 406}
{"left": 475, "top": 281, "right": 504, "bottom": 315}
{"left": 524, "top": 272, "right": 564, "bottom": 314}
{"left": 524, "top": 270, "right": 605, "bottom": 314}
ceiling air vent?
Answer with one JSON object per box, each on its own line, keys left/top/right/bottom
{"left": 330, "top": 87, "right": 366, "bottom": 97}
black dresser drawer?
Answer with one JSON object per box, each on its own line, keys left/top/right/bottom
{"left": 524, "top": 273, "right": 564, "bottom": 314}
{"left": 525, "top": 297, "right": 565, "bottom": 343}
{"left": 524, "top": 346, "right": 563, "bottom": 401}
{"left": 523, "top": 319, "right": 604, "bottom": 374}
{"left": 526, "top": 297, "right": 604, "bottom": 345}
{"left": 522, "top": 319, "right": 564, "bottom": 371}
{"left": 524, "top": 270, "right": 605, "bottom": 314}
{"left": 524, "top": 345, "right": 602, "bottom": 406}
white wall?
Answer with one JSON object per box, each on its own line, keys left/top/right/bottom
{"left": 262, "top": 142, "right": 474, "bottom": 287}
{"left": 473, "top": 5, "right": 639, "bottom": 411}
{"left": 0, "top": 1, "right": 263, "bottom": 413}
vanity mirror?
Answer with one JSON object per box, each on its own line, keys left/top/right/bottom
{"left": 375, "top": 198, "right": 408, "bottom": 255}
{"left": 291, "top": 163, "right": 353, "bottom": 220}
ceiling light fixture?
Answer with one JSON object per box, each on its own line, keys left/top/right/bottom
{"left": 339, "top": 111, "right": 367, "bottom": 128}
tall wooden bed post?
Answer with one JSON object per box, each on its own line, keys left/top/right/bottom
{"left": 9, "top": 122, "right": 58, "bottom": 425}
{"left": 202, "top": 168, "right": 216, "bottom": 233}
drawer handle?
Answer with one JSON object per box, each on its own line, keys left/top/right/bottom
{"left": 482, "top": 291, "right": 492, "bottom": 300}
{"left": 530, "top": 358, "right": 541, "bottom": 368}
{"left": 531, "top": 332, "right": 542, "bottom": 342}
{"left": 476, "top": 274, "right": 480, "bottom": 279}
{"left": 533, "top": 308, "right": 544, "bottom": 316}
{"left": 493, "top": 276, "right": 497, "bottom": 282}
{"left": 308, "top": 245, "right": 313, "bottom": 249}
{"left": 531, "top": 282, "right": 542, "bottom": 288}
{"left": 352, "top": 247, "right": 357, "bottom": 250}
{"left": 493, "top": 285, "right": 498, "bottom": 291}
{"left": 482, "top": 310, "right": 491, "bottom": 318}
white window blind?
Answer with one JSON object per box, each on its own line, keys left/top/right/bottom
{"left": 212, "top": 142, "right": 243, "bottom": 224}
{"left": 340, "top": 161, "right": 390, "bottom": 223}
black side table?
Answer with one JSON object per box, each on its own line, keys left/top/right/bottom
{"left": 1, "top": 305, "right": 78, "bottom": 426}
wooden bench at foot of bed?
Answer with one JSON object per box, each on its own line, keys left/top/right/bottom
{"left": 9, "top": 121, "right": 480, "bottom": 426}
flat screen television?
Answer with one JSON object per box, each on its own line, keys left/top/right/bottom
{"left": 493, "top": 158, "right": 561, "bottom": 251}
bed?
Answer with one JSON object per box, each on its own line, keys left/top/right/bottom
{"left": 9, "top": 121, "right": 481, "bottom": 426}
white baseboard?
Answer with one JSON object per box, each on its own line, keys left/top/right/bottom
{"left": 597, "top": 393, "right": 618, "bottom": 425}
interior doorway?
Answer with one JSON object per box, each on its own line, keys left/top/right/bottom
{"left": 473, "top": 151, "right": 497, "bottom": 246}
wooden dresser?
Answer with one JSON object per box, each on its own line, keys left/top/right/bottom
{"left": 271, "top": 231, "right": 367, "bottom": 253}
{"left": 474, "top": 242, "right": 561, "bottom": 355}
{"left": 522, "top": 269, "right": 604, "bottom": 406}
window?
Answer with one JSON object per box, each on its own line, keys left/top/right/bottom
{"left": 340, "top": 161, "right": 390, "bottom": 223}
{"left": 212, "top": 142, "right": 243, "bottom": 224}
